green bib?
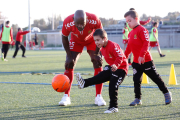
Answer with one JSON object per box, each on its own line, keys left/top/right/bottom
{"left": 150, "top": 27, "right": 158, "bottom": 42}
{"left": 2, "top": 26, "right": 11, "bottom": 42}
{"left": 123, "top": 28, "right": 129, "bottom": 39}
{"left": 126, "top": 22, "right": 132, "bottom": 32}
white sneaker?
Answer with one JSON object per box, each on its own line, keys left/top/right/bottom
{"left": 95, "top": 94, "right": 106, "bottom": 106}
{"left": 58, "top": 94, "right": 71, "bottom": 106}
{"left": 4, "top": 59, "right": 8, "bottom": 61}
{"left": 104, "top": 107, "right": 118, "bottom": 113}
{"left": 76, "top": 73, "right": 85, "bottom": 89}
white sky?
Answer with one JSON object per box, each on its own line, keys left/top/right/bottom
{"left": 0, "top": 0, "right": 180, "bottom": 28}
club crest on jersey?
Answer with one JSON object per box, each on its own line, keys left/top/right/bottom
{"left": 88, "top": 30, "right": 92, "bottom": 34}
{"left": 134, "top": 34, "right": 137, "bottom": 39}
{"left": 109, "top": 54, "right": 112, "bottom": 58}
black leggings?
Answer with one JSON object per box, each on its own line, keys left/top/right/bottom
{"left": 84, "top": 65, "right": 126, "bottom": 108}
{"left": 13, "top": 41, "right": 26, "bottom": 57}
{"left": 1, "top": 44, "right": 10, "bottom": 59}
{"left": 132, "top": 61, "right": 169, "bottom": 99}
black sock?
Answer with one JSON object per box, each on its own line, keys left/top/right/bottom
{"left": 128, "top": 59, "right": 131, "bottom": 63}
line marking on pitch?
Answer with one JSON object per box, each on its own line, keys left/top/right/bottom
{"left": 0, "top": 82, "right": 180, "bottom": 89}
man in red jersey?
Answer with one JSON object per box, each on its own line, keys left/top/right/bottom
{"left": 76, "top": 29, "right": 128, "bottom": 113}
{"left": 124, "top": 10, "right": 172, "bottom": 106}
{"left": 0, "top": 21, "right": 13, "bottom": 61}
{"left": 59, "top": 10, "right": 105, "bottom": 106}
{"left": 13, "top": 28, "right": 30, "bottom": 58}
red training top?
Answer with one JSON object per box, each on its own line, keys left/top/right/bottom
{"left": 0, "top": 26, "right": 13, "bottom": 44}
{"left": 16, "top": 31, "right": 30, "bottom": 42}
{"left": 140, "top": 19, "right": 151, "bottom": 25}
{"left": 62, "top": 12, "right": 102, "bottom": 44}
{"left": 100, "top": 40, "right": 128, "bottom": 74}
{"left": 124, "top": 25, "right": 152, "bottom": 63}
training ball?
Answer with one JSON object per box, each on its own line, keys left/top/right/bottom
{"left": 52, "top": 74, "right": 70, "bottom": 92}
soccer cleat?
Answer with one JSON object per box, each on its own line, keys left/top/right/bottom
{"left": 160, "top": 54, "right": 166, "bottom": 57}
{"left": 12, "top": 56, "right": 15, "bottom": 58}
{"left": 129, "top": 98, "right": 142, "bottom": 106}
{"left": 1, "top": 53, "right": 4, "bottom": 61}
{"left": 95, "top": 94, "right": 106, "bottom": 106}
{"left": 76, "top": 73, "right": 85, "bottom": 89}
{"left": 104, "top": 107, "right": 118, "bottom": 113}
{"left": 58, "top": 94, "right": 71, "bottom": 106}
{"left": 164, "top": 91, "right": 172, "bottom": 105}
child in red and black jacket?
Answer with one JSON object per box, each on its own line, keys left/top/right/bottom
{"left": 76, "top": 29, "right": 128, "bottom": 113}
{"left": 124, "top": 10, "right": 172, "bottom": 106}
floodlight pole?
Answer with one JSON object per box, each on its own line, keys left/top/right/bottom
{"left": 28, "top": 0, "right": 31, "bottom": 49}
{"left": 52, "top": 13, "right": 54, "bottom": 30}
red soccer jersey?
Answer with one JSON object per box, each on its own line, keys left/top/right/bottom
{"left": 100, "top": 40, "right": 128, "bottom": 74}
{"left": 62, "top": 12, "right": 103, "bottom": 44}
{"left": 124, "top": 25, "right": 152, "bottom": 63}
{"left": 16, "top": 31, "right": 30, "bottom": 42}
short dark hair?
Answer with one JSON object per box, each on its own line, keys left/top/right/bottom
{"left": 6, "top": 21, "right": 10, "bottom": 24}
{"left": 124, "top": 10, "right": 138, "bottom": 19}
{"left": 153, "top": 22, "right": 158, "bottom": 26}
{"left": 93, "top": 29, "right": 107, "bottom": 39}
{"left": 18, "top": 28, "right": 21, "bottom": 31}
{"left": 129, "top": 8, "right": 135, "bottom": 10}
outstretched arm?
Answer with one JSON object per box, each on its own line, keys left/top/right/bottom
{"left": 140, "top": 17, "right": 151, "bottom": 25}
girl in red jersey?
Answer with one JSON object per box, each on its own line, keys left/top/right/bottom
{"left": 124, "top": 10, "right": 171, "bottom": 106}
{"left": 76, "top": 29, "right": 128, "bottom": 113}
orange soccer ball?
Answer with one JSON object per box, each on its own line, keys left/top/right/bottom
{"left": 52, "top": 74, "right": 70, "bottom": 92}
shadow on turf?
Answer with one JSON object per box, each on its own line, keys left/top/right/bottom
{"left": 130, "top": 112, "right": 180, "bottom": 120}
{"left": 1, "top": 103, "right": 172, "bottom": 119}
{"left": 0, "top": 104, "right": 106, "bottom": 119}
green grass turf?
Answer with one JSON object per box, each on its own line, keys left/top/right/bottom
{"left": 0, "top": 49, "right": 180, "bottom": 119}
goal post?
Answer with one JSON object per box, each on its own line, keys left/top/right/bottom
{"left": 25, "top": 31, "right": 64, "bottom": 50}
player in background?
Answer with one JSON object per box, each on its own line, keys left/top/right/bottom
{"left": 124, "top": 10, "right": 172, "bottom": 106}
{"left": 59, "top": 10, "right": 105, "bottom": 106}
{"left": 11, "top": 40, "right": 15, "bottom": 49}
{"left": 0, "top": 21, "right": 13, "bottom": 61}
{"left": 41, "top": 40, "right": 44, "bottom": 49}
{"left": 24, "top": 40, "right": 26, "bottom": 47}
{"left": 12, "top": 28, "right": 30, "bottom": 58}
{"left": 33, "top": 33, "right": 39, "bottom": 49}
{"left": 76, "top": 29, "right": 128, "bottom": 113}
{"left": 122, "top": 23, "right": 129, "bottom": 51}
{"left": 126, "top": 8, "right": 151, "bottom": 66}
{"left": 149, "top": 22, "right": 165, "bottom": 57}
